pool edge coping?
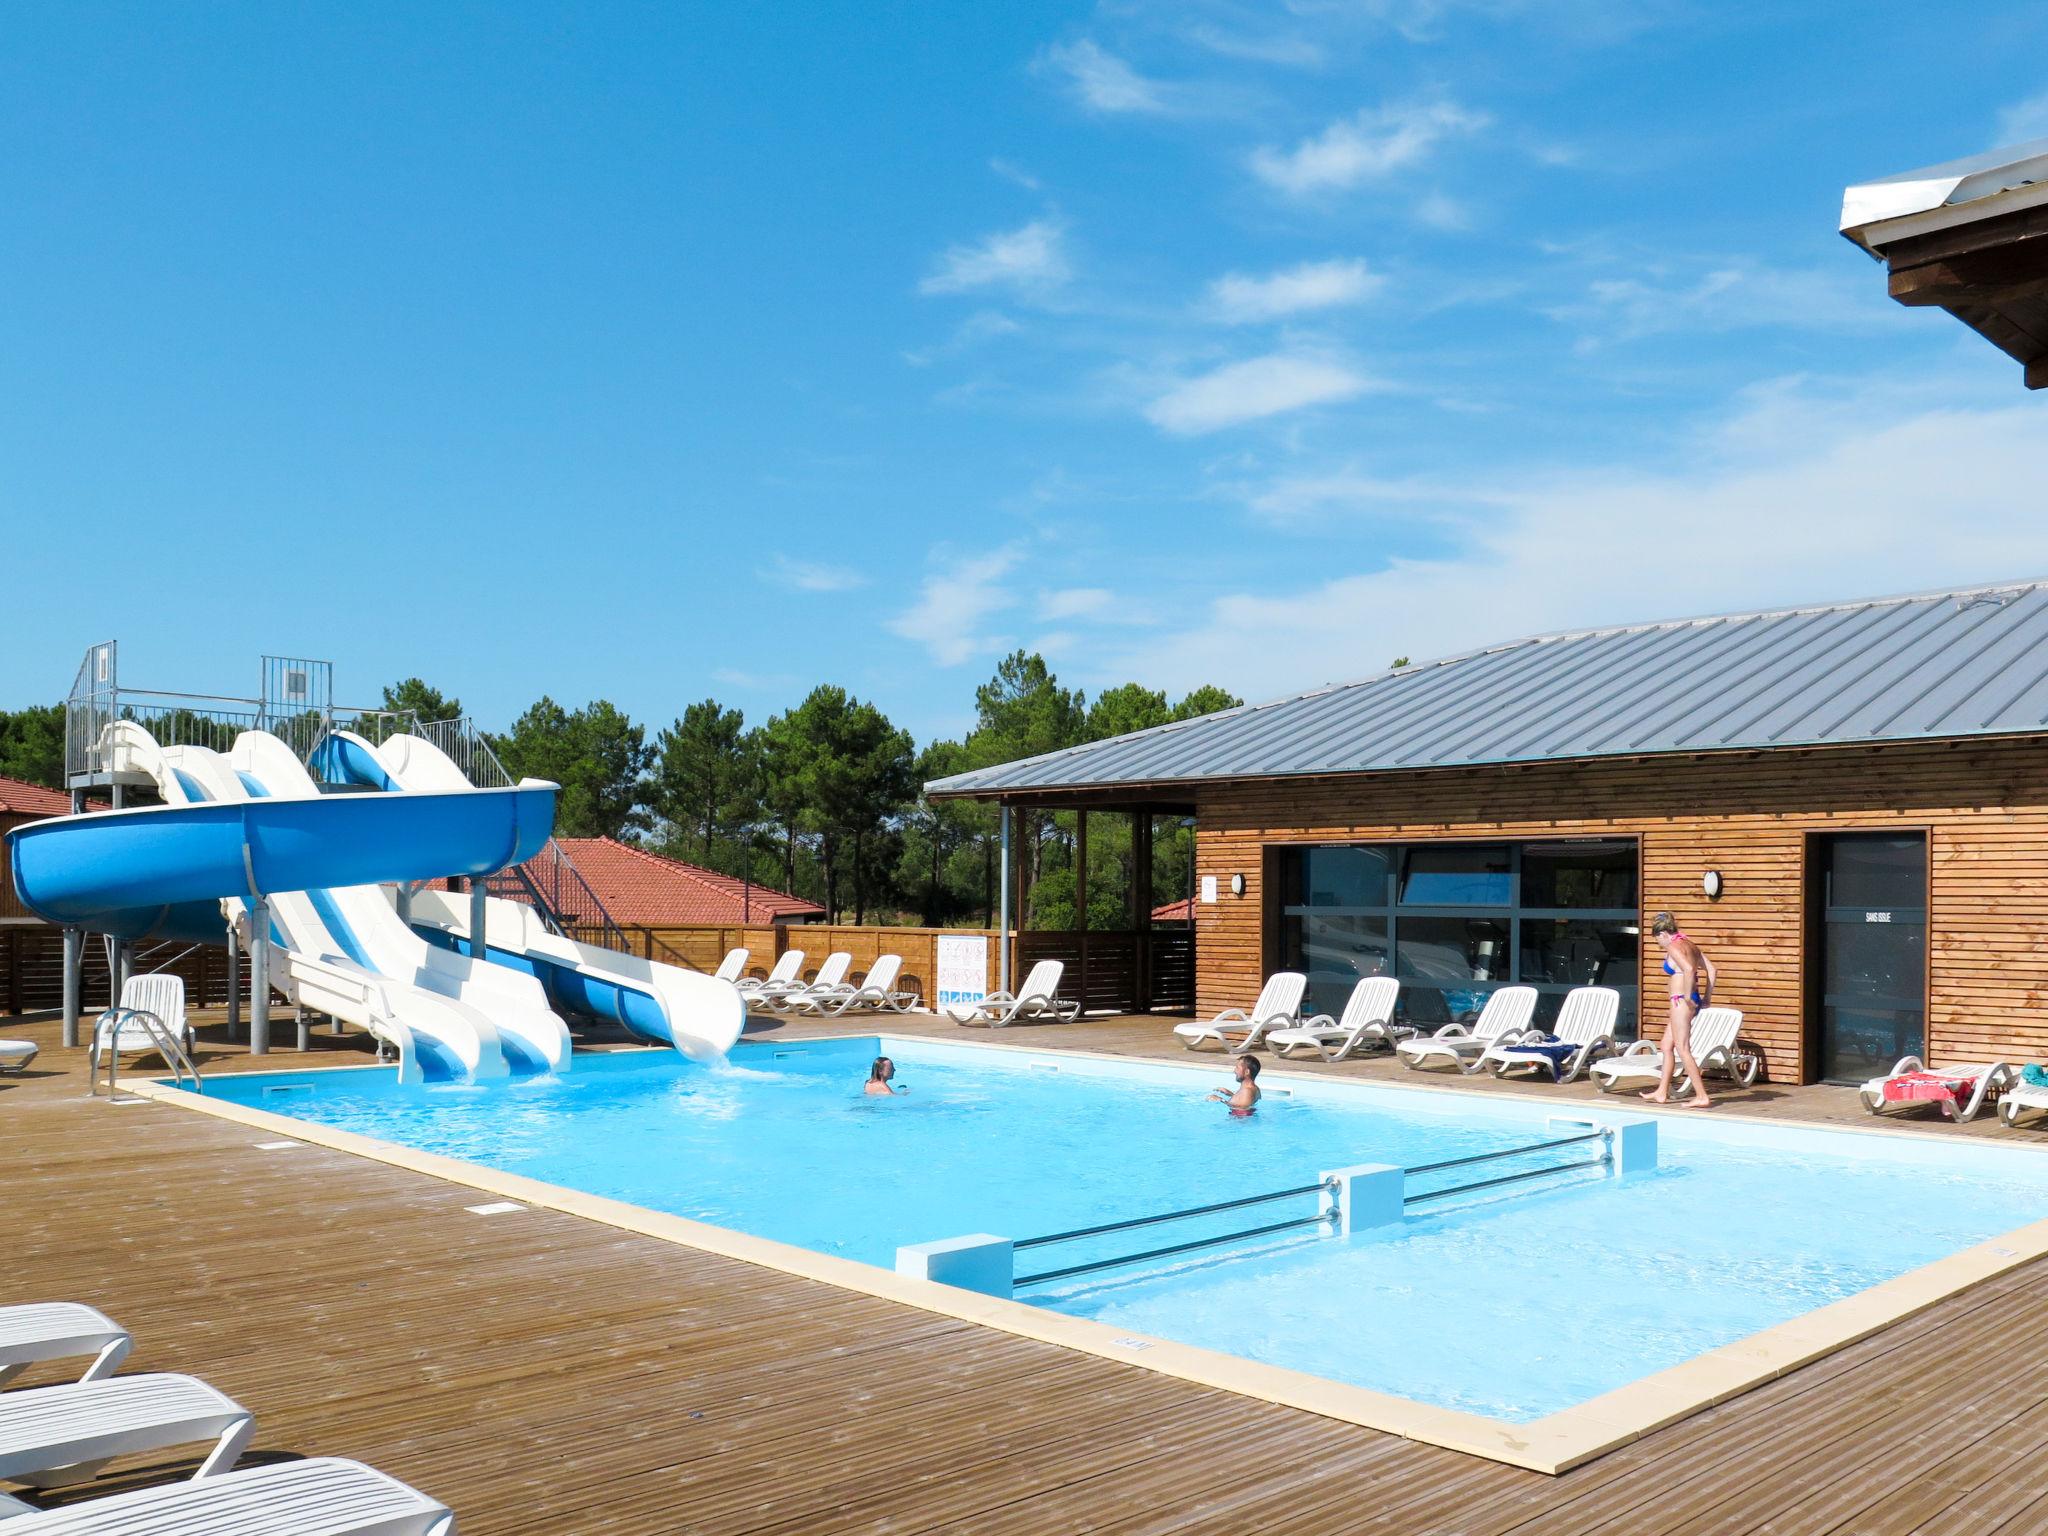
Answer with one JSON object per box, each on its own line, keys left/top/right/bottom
{"left": 125, "top": 1043, "right": 2048, "bottom": 1477}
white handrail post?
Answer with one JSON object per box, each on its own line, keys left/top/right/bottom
{"left": 998, "top": 802, "right": 1012, "bottom": 996}
{"left": 249, "top": 897, "right": 270, "bottom": 1055}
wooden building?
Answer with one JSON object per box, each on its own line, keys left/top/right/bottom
{"left": 929, "top": 580, "right": 2048, "bottom": 1085}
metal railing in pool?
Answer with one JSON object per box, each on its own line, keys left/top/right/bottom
{"left": 1403, "top": 1127, "right": 1611, "bottom": 1207}
{"left": 1012, "top": 1178, "right": 1338, "bottom": 1289}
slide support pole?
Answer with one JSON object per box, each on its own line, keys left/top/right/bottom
{"left": 249, "top": 897, "right": 270, "bottom": 1056}
{"left": 469, "top": 877, "right": 488, "bottom": 964}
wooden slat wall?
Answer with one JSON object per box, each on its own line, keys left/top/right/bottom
{"left": 1188, "top": 736, "right": 2048, "bottom": 1082}
{"left": 0, "top": 926, "right": 240, "bottom": 1017}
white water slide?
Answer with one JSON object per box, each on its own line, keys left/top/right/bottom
{"left": 329, "top": 730, "right": 745, "bottom": 1061}
{"left": 103, "top": 722, "right": 571, "bottom": 1082}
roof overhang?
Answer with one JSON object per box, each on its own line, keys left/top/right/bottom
{"left": 1843, "top": 139, "right": 2048, "bottom": 389}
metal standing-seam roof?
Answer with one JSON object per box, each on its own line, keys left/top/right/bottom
{"left": 926, "top": 579, "right": 2048, "bottom": 798}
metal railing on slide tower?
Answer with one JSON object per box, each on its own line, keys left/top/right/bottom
{"left": 59, "top": 643, "right": 629, "bottom": 952}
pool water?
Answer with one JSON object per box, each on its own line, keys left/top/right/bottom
{"left": 203, "top": 1037, "right": 2048, "bottom": 1421}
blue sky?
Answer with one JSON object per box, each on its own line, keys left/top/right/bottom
{"left": 6, "top": 1, "right": 2048, "bottom": 743}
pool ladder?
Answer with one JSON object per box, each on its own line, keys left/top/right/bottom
{"left": 91, "top": 1006, "right": 203, "bottom": 1100}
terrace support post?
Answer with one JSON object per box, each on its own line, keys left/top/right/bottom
{"left": 61, "top": 788, "right": 84, "bottom": 1048}
{"left": 1322, "top": 1164, "right": 1404, "bottom": 1235}
{"left": 1073, "top": 809, "right": 1088, "bottom": 1011}
{"left": 998, "top": 803, "right": 1012, "bottom": 995}
{"left": 1132, "top": 810, "right": 1152, "bottom": 1012}
{"left": 895, "top": 1234, "right": 1014, "bottom": 1298}
{"left": 469, "top": 875, "right": 488, "bottom": 965}
{"left": 249, "top": 896, "right": 271, "bottom": 1056}
{"left": 226, "top": 914, "right": 241, "bottom": 1041}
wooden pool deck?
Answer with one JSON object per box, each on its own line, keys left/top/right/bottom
{"left": 7, "top": 1005, "right": 2048, "bottom": 1533}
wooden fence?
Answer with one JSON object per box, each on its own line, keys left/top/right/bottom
{"left": 0, "top": 925, "right": 243, "bottom": 1017}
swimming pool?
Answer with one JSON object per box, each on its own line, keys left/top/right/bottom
{"left": 195, "top": 1035, "right": 2048, "bottom": 1429}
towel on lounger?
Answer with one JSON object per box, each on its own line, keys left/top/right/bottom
{"left": 2024, "top": 1064, "right": 2048, "bottom": 1089}
{"left": 1503, "top": 1036, "right": 1578, "bottom": 1070}
{"left": 1881, "top": 1069, "right": 1977, "bottom": 1107}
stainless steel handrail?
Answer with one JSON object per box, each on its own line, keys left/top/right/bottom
{"left": 1015, "top": 1211, "right": 1334, "bottom": 1289}
{"left": 93, "top": 1007, "right": 203, "bottom": 1099}
{"left": 1405, "top": 1130, "right": 1607, "bottom": 1178}
{"left": 1014, "top": 1180, "right": 1335, "bottom": 1251}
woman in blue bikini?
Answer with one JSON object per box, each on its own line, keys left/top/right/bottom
{"left": 1645, "top": 912, "right": 1717, "bottom": 1107}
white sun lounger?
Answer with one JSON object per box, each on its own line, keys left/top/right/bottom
{"left": 1394, "top": 986, "right": 1538, "bottom": 1073}
{"left": 88, "top": 975, "right": 194, "bottom": 1069}
{"left": 759, "top": 952, "right": 851, "bottom": 1012}
{"left": 0, "top": 1040, "right": 36, "bottom": 1074}
{"left": 1590, "top": 1006, "right": 1755, "bottom": 1094}
{"left": 711, "top": 948, "right": 749, "bottom": 984}
{"left": 1482, "top": 987, "right": 1621, "bottom": 1082}
{"left": 1858, "top": 1055, "right": 2015, "bottom": 1122}
{"left": 946, "top": 960, "right": 1080, "bottom": 1027}
{"left": 2000, "top": 1072, "right": 2048, "bottom": 1127}
{"left": 1172, "top": 972, "right": 1306, "bottom": 1054}
{"left": 0, "top": 1374, "right": 252, "bottom": 1489}
{"left": 1265, "top": 976, "right": 1404, "bottom": 1061}
{"left": 734, "top": 950, "right": 805, "bottom": 1003}
{"left": 0, "top": 1456, "right": 455, "bottom": 1534}
{"left": 0, "top": 1306, "right": 131, "bottom": 1390}
{"left": 788, "top": 954, "right": 921, "bottom": 1016}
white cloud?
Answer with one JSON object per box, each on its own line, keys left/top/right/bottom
{"left": 1185, "top": 24, "right": 1325, "bottom": 68}
{"left": 1250, "top": 100, "right": 1487, "bottom": 195}
{"left": 888, "top": 545, "right": 1026, "bottom": 665}
{"left": 1145, "top": 352, "right": 1373, "bottom": 434}
{"left": 902, "top": 309, "right": 1023, "bottom": 367}
{"left": 1204, "top": 258, "right": 1381, "bottom": 322}
{"left": 921, "top": 220, "right": 1070, "bottom": 296}
{"left": 988, "top": 157, "right": 1041, "bottom": 191}
{"left": 1242, "top": 468, "right": 1448, "bottom": 525}
{"left": 1552, "top": 262, "right": 1883, "bottom": 345}
{"left": 1042, "top": 587, "right": 1115, "bottom": 620}
{"left": 1997, "top": 89, "right": 2048, "bottom": 144}
{"left": 1415, "top": 191, "right": 1472, "bottom": 231}
{"left": 1042, "top": 39, "right": 1170, "bottom": 114}
{"left": 1105, "top": 380, "right": 2048, "bottom": 701}
{"left": 765, "top": 555, "right": 866, "bottom": 593}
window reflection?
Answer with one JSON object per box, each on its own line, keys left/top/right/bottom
{"left": 1398, "top": 845, "right": 1511, "bottom": 905}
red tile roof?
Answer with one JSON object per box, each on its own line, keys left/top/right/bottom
{"left": 1152, "top": 897, "right": 1196, "bottom": 923}
{"left": 540, "top": 837, "right": 825, "bottom": 927}
{"left": 0, "top": 774, "right": 70, "bottom": 818}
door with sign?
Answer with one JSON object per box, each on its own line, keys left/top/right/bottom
{"left": 1805, "top": 832, "right": 1927, "bottom": 1084}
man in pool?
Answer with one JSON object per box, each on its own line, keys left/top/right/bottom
{"left": 864, "top": 1056, "right": 902, "bottom": 1096}
{"left": 1209, "top": 1055, "right": 1260, "bottom": 1114}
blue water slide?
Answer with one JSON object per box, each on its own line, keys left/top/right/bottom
{"left": 6, "top": 784, "right": 558, "bottom": 930}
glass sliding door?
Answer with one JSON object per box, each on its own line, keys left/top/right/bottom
{"left": 1273, "top": 838, "right": 1640, "bottom": 1035}
{"left": 1808, "top": 832, "right": 1927, "bottom": 1084}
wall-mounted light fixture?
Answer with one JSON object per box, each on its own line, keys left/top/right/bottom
{"left": 1230, "top": 873, "right": 1247, "bottom": 898}
{"left": 1702, "top": 870, "right": 1723, "bottom": 900}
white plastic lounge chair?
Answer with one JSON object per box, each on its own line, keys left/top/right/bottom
{"left": 0, "top": 1040, "right": 36, "bottom": 1074}
{"left": 789, "top": 954, "right": 921, "bottom": 1016}
{"left": 0, "top": 1374, "right": 252, "bottom": 1489}
{"left": 88, "top": 975, "right": 193, "bottom": 1069}
{"left": 0, "top": 1456, "right": 454, "bottom": 1534}
{"left": 1857, "top": 1055, "right": 2015, "bottom": 1122}
{"left": 1394, "top": 986, "right": 1539, "bottom": 1073}
{"left": 1482, "top": 987, "right": 1621, "bottom": 1082}
{"left": 0, "top": 1306, "right": 131, "bottom": 1390}
{"left": 1265, "top": 977, "right": 1405, "bottom": 1062}
{"left": 733, "top": 950, "right": 804, "bottom": 1002}
{"left": 1172, "top": 972, "right": 1307, "bottom": 1054}
{"left": 760, "top": 952, "right": 851, "bottom": 1012}
{"left": 711, "top": 948, "right": 749, "bottom": 984}
{"left": 2000, "top": 1068, "right": 2048, "bottom": 1126}
{"left": 945, "top": 960, "right": 1080, "bottom": 1027}
{"left": 1590, "top": 1007, "right": 1757, "bottom": 1095}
